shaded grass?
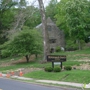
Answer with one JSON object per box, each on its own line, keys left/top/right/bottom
{"left": 55, "top": 48, "right": 90, "bottom": 55}
{"left": 0, "top": 60, "right": 52, "bottom": 71}
{"left": 64, "top": 61, "right": 82, "bottom": 66}
{"left": 0, "top": 60, "right": 84, "bottom": 72}
{"left": 53, "top": 48, "right": 90, "bottom": 63}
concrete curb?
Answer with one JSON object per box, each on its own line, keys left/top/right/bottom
{"left": 36, "top": 80, "right": 83, "bottom": 87}
{"left": 1, "top": 74, "right": 90, "bottom": 89}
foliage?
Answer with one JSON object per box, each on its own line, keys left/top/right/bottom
{"left": 55, "top": 46, "right": 61, "bottom": 52}
{"left": 53, "top": 67, "right": 61, "bottom": 72}
{"left": 44, "top": 66, "right": 53, "bottom": 72}
{"left": 55, "top": 0, "right": 69, "bottom": 37}
{"left": 0, "top": 48, "right": 90, "bottom": 83}
{"left": 45, "top": 0, "right": 58, "bottom": 21}
{"left": 65, "top": 0, "right": 88, "bottom": 38}
{"left": 64, "top": 66, "right": 72, "bottom": 71}
{"left": 55, "top": 0, "right": 90, "bottom": 49}
{"left": 0, "top": 0, "right": 17, "bottom": 44}
{"left": 45, "top": 66, "right": 61, "bottom": 72}
{"left": 24, "top": 6, "right": 41, "bottom": 29}
{"left": 1, "top": 27, "right": 43, "bottom": 62}
{"left": 65, "top": 40, "right": 78, "bottom": 51}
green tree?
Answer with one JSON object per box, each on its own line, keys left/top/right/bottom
{"left": 1, "top": 27, "right": 43, "bottom": 63}
{"left": 24, "top": 6, "right": 41, "bottom": 29}
{"left": 0, "top": 0, "right": 17, "bottom": 44}
{"left": 84, "top": 0, "right": 90, "bottom": 42}
{"left": 55, "top": 0, "right": 90, "bottom": 50}
{"left": 55, "top": 0, "right": 70, "bottom": 39}
{"left": 46, "top": 0, "right": 58, "bottom": 21}
{"left": 65, "top": 0, "right": 89, "bottom": 50}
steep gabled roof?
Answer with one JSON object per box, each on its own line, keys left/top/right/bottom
{"left": 36, "top": 17, "right": 55, "bottom": 28}
{"left": 47, "top": 17, "right": 55, "bottom": 25}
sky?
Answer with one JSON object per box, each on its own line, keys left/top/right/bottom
{"left": 26, "top": 0, "right": 60, "bottom": 7}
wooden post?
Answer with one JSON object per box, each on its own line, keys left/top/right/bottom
{"left": 61, "top": 62, "right": 62, "bottom": 69}
{"left": 52, "top": 62, "right": 54, "bottom": 68}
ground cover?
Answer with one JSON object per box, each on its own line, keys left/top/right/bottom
{"left": 0, "top": 48, "right": 90, "bottom": 84}
{"left": 24, "top": 69, "right": 90, "bottom": 84}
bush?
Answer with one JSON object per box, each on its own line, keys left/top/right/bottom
{"left": 53, "top": 67, "right": 61, "bottom": 72}
{"left": 44, "top": 66, "right": 53, "bottom": 72}
{"left": 66, "top": 40, "right": 78, "bottom": 51}
{"left": 55, "top": 46, "right": 61, "bottom": 52}
{"left": 64, "top": 66, "right": 72, "bottom": 71}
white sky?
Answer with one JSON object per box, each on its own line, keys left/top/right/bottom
{"left": 26, "top": 0, "right": 60, "bottom": 7}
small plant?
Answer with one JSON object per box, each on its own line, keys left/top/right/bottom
{"left": 64, "top": 66, "right": 72, "bottom": 71}
{"left": 65, "top": 40, "right": 78, "bottom": 51}
{"left": 44, "top": 66, "right": 53, "bottom": 72}
{"left": 55, "top": 46, "right": 61, "bottom": 52}
{"left": 53, "top": 67, "right": 61, "bottom": 72}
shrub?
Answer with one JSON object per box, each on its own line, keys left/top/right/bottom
{"left": 65, "top": 40, "right": 78, "bottom": 51}
{"left": 55, "top": 46, "right": 61, "bottom": 52}
{"left": 44, "top": 66, "right": 53, "bottom": 72}
{"left": 64, "top": 66, "right": 72, "bottom": 71}
{"left": 53, "top": 67, "right": 61, "bottom": 72}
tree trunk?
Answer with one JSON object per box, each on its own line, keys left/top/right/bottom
{"left": 35, "top": 54, "right": 38, "bottom": 59}
{"left": 25, "top": 55, "right": 29, "bottom": 63}
{"left": 77, "top": 39, "right": 82, "bottom": 50}
{"left": 38, "top": 0, "right": 50, "bottom": 61}
{"left": 8, "top": 1, "right": 37, "bottom": 38}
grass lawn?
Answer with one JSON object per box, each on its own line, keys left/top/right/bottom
{"left": 0, "top": 48, "right": 90, "bottom": 84}
{"left": 24, "top": 69, "right": 90, "bottom": 84}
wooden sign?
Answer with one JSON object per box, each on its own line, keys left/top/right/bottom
{"left": 47, "top": 55, "right": 66, "bottom": 69}
{"left": 47, "top": 55, "right": 66, "bottom": 62}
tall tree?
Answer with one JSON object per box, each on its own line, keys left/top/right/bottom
{"left": 55, "top": 0, "right": 90, "bottom": 50}
{"left": 65, "top": 0, "right": 89, "bottom": 50}
{"left": 24, "top": 6, "right": 41, "bottom": 29}
{"left": 84, "top": 0, "right": 90, "bottom": 42}
{"left": 9, "top": 0, "right": 39, "bottom": 36}
{"left": 0, "top": 0, "right": 17, "bottom": 44}
{"left": 55, "top": 0, "right": 70, "bottom": 38}
{"left": 38, "top": 0, "right": 50, "bottom": 61}
{"left": 46, "top": 0, "right": 58, "bottom": 21}
{"left": 1, "top": 27, "right": 43, "bottom": 62}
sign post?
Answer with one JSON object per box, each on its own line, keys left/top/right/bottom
{"left": 47, "top": 55, "right": 66, "bottom": 69}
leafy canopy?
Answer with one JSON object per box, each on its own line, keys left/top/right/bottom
{"left": 55, "top": 0, "right": 90, "bottom": 40}
{"left": 1, "top": 27, "right": 43, "bottom": 57}
{"left": 55, "top": 0, "right": 90, "bottom": 50}
{"left": 0, "top": 0, "right": 17, "bottom": 44}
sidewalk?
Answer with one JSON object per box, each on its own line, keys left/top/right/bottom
{"left": 1, "top": 74, "right": 90, "bottom": 89}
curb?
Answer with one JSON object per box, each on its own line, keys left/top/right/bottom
{"left": 1, "top": 74, "right": 90, "bottom": 89}
{"left": 36, "top": 80, "right": 83, "bottom": 87}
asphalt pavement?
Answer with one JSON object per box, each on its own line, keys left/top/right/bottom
{"left": 1, "top": 73, "right": 90, "bottom": 89}
{"left": 0, "top": 78, "right": 64, "bottom": 90}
